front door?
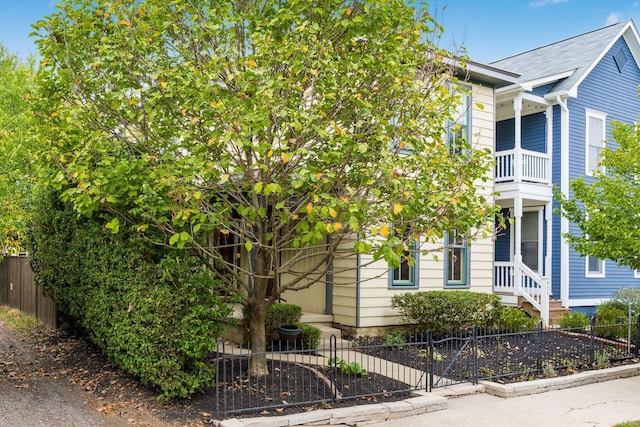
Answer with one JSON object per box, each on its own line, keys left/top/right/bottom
{"left": 520, "top": 210, "right": 541, "bottom": 272}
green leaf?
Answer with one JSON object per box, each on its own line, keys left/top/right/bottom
{"left": 105, "top": 217, "right": 120, "bottom": 234}
{"left": 245, "top": 241, "right": 253, "bottom": 252}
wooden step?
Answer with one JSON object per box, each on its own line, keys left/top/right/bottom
{"left": 518, "top": 296, "right": 570, "bottom": 324}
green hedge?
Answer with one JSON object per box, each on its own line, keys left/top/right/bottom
{"left": 27, "top": 191, "right": 232, "bottom": 399}
{"left": 391, "top": 290, "right": 502, "bottom": 335}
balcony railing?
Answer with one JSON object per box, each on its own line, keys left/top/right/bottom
{"left": 495, "top": 149, "right": 550, "bottom": 185}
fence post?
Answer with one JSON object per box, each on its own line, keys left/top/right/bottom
{"left": 636, "top": 314, "right": 640, "bottom": 356}
{"left": 427, "top": 330, "right": 433, "bottom": 392}
{"left": 472, "top": 325, "right": 478, "bottom": 385}
{"left": 215, "top": 340, "right": 223, "bottom": 419}
{"left": 589, "top": 314, "right": 596, "bottom": 365}
{"left": 330, "top": 334, "right": 337, "bottom": 402}
{"left": 536, "top": 320, "right": 543, "bottom": 371}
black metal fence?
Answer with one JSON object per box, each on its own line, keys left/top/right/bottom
{"left": 214, "top": 316, "right": 640, "bottom": 418}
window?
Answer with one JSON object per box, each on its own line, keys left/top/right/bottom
{"left": 389, "top": 241, "right": 419, "bottom": 288}
{"left": 447, "top": 88, "right": 471, "bottom": 155}
{"left": 634, "top": 269, "right": 640, "bottom": 279}
{"left": 445, "top": 230, "right": 469, "bottom": 287}
{"left": 585, "top": 109, "right": 606, "bottom": 175}
{"left": 586, "top": 256, "right": 605, "bottom": 278}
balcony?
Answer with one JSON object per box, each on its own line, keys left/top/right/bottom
{"left": 495, "top": 149, "right": 550, "bottom": 185}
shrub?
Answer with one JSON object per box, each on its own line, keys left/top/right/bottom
{"left": 558, "top": 311, "right": 590, "bottom": 330}
{"left": 390, "top": 290, "right": 502, "bottom": 335}
{"left": 595, "top": 302, "right": 627, "bottom": 340}
{"left": 27, "top": 191, "right": 233, "bottom": 400}
{"left": 496, "top": 307, "right": 539, "bottom": 331}
{"left": 265, "top": 303, "right": 303, "bottom": 331}
{"left": 299, "top": 323, "right": 322, "bottom": 349}
{"left": 385, "top": 330, "right": 406, "bottom": 348}
{"left": 610, "top": 287, "right": 640, "bottom": 314}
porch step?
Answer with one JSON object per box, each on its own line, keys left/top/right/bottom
{"left": 518, "top": 296, "right": 570, "bottom": 325}
{"left": 300, "top": 312, "right": 333, "bottom": 325}
{"left": 306, "top": 322, "right": 352, "bottom": 349}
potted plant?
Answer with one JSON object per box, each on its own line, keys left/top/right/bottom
{"left": 265, "top": 303, "right": 302, "bottom": 343}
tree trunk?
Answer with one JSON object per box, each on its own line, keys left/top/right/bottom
{"left": 247, "top": 300, "right": 269, "bottom": 376}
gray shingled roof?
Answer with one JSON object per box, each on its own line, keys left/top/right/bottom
{"left": 490, "top": 20, "right": 630, "bottom": 94}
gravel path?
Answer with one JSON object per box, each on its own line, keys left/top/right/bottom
{"left": 0, "top": 321, "right": 129, "bottom": 427}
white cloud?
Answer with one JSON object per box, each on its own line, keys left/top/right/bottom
{"left": 529, "top": 0, "right": 568, "bottom": 7}
{"left": 606, "top": 12, "right": 621, "bottom": 25}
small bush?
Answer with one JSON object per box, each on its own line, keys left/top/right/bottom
{"left": 558, "top": 311, "right": 590, "bottom": 330}
{"left": 595, "top": 302, "right": 627, "bottom": 340}
{"left": 385, "top": 330, "right": 406, "bottom": 348}
{"left": 265, "top": 303, "right": 302, "bottom": 331}
{"left": 299, "top": 323, "right": 322, "bottom": 349}
{"left": 496, "top": 307, "right": 539, "bottom": 331}
{"left": 390, "top": 290, "right": 502, "bottom": 335}
{"left": 610, "top": 287, "right": 640, "bottom": 314}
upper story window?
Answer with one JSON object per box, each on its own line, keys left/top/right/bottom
{"left": 447, "top": 88, "right": 471, "bottom": 155}
{"left": 585, "top": 109, "right": 607, "bottom": 176}
{"left": 444, "top": 230, "right": 469, "bottom": 288}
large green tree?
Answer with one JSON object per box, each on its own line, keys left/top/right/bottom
{"left": 0, "top": 47, "right": 35, "bottom": 253}
{"left": 558, "top": 122, "right": 640, "bottom": 269}
{"left": 32, "top": 0, "right": 498, "bottom": 375}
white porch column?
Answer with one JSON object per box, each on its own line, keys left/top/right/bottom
{"left": 545, "top": 201, "right": 553, "bottom": 295}
{"left": 514, "top": 196, "right": 523, "bottom": 296}
{"left": 514, "top": 95, "right": 523, "bottom": 183}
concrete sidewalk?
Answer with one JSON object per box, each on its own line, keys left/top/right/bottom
{"left": 372, "top": 374, "right": 640, "bottom": 427}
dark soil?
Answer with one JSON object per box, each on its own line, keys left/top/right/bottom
{"left": 352, "top": 328, "right": 640, "bottom": 385}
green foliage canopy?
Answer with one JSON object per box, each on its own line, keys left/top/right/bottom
{"left": 558, "top": 122, "right": 640, "bottom": 269}
{"left": 31, "top": 0, "right": 499, "bottom": 373}
{"left": 0, "top": 47, "right": 35, "bottom": 253}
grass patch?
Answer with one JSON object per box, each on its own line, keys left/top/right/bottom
{"left": 614, "top": 422, "right": 640, "bottom": 427}
{"left": 0, "top": 305, "right": 40, "bottom": 332}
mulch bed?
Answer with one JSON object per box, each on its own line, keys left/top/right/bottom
{"left": 352, "top": 329, "right": 640, "bottom": 385}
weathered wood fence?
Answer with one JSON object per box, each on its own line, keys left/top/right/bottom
{"left": 0, "top": 255, "right": 57, "bottom": 329}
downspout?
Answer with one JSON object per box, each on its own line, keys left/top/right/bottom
{"left": 324, "top": 236, "right": 333, "bottom": 315}
{"left": 557, "top": 95, "right": 570, "bottom": 308}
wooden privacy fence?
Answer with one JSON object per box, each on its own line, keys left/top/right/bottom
{"left": 0, "top": 256, "right": 57, "bottom": 329}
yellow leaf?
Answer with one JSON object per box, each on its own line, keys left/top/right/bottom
{"left": 403, "top": 191, "right": 410, "bottom": 200}
{"left": 346, "top": 7, "right": 352, "bottom": 15}
{"left": 310, "top": 68, "right": 319, "bottom": 76}
{"left": 281, "top": 153, "right": 290, "bottom": 163}
{"left": 329, "top": 207, "right": 337, "bottom": 218}
{"left": 160, "top": 81, "right": 167, "bottom": 89}
{"left": 393, "top": 203, "right": 403, "bottom": 215}
{"left": 267, "top": 149, "right": 273, "bottom": 156}
{"left": 119, "top": 20, "right": 131, "bottom": 27}
{"left": 96, "top": 9, "right": 103, "bottom": 17}
{"left": 325, "top": 223, "right": 332, "bottom": 233}
{"left": 333, "top": 222, "right": 343, "bottom": 232}
{"left": 50, "top": 111, "right": 58, "bottom": 118}
{"left": 246, "top": 59, "right": 257, "bottom": 67}
{"left": 209, "top": 101, "right": 223, "bottom": 108}
{"left": 339, "top": 196, "right": 349, "bottom": 203}
{"left": 380, "top": 224, "right": 390, "bottom": 237}
{"left": 207, "top": 137, "right": 217, "bottom": 146}
{"left": 306, "top": 203, "right": 313, "bottom": 214}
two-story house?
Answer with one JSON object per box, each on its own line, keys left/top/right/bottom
{"left": 490, "top": 20, "right": 640, "bottom": 322}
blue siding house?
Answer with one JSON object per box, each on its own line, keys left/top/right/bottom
{"left": 488, "top": 20, "right": 640, "bottom": 322}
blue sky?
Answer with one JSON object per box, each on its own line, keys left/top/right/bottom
{"left": 1, "top": 0, "right": 640, "bottom": 64}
